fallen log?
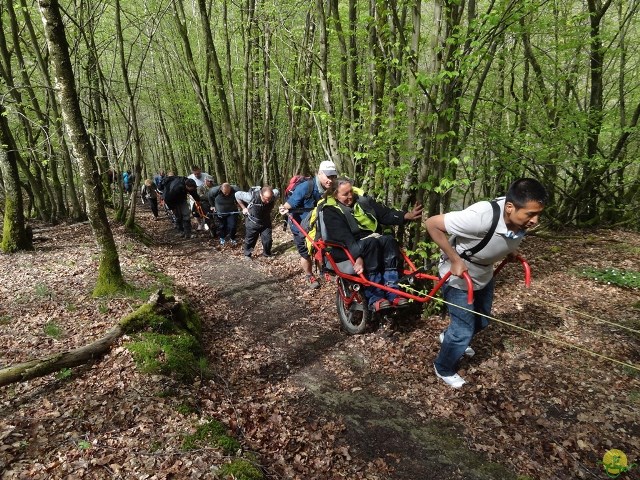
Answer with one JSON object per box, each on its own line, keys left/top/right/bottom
{"left": 0, "top": 290, "right": 172, "bottom": 388}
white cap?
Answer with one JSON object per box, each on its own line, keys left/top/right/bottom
{"left": 318, "top": 160, "right": 338, "bottom": 176}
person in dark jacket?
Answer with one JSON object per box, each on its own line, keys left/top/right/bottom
{"left": 207, "top": 182, "right": 240, "bottom": 245}
{"left": 235, "top": 186, "right": 280, "bottom": 259}
{"left": 162, "top": 176, "right": 200, "bottom": 238}
{"left": 321, "top": 177, "right": 422, "bottom": 311}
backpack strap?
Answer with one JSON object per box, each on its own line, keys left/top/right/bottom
{"left": 458, "top": 200, "right": 500, "bottom": 260}
{"left": 303, "top": 178, "right": 314, "bottom": 200}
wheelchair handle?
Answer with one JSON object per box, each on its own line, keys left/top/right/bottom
{"left": 440, "top": 270, "right": 474, "bottom": 304}
{"left": 494, "top": 255, "right": 531, "bottom": 287}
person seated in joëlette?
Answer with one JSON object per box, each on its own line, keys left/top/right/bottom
{"left": 320, "top": 177, "right": 422, "bottom": 311}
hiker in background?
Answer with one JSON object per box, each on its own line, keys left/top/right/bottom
{"left": 193, "top": 177, "right": 217, "bottom": 232}
{"left": 140, "top": 179, "right": 160, "bottom": 220}
{"left": 236, "top": 185, "right": 279, "bottom": 259}
{"left": 187, "top": 165, "right": 212, "bottom": 189}
{"left": 163, "top": 176, "right": 201, "bottom": 239}
{"left": 127, "top": 170, "right": 136, "bottom": 193}
{"left": 198, "top": 177, "right": 217, "bottom": 197}
{"left": 106, "top": 169, "right": 117, "bottom": 188}
{"left": 278, "top": 160, "right": 338, "bottom": 288}
{"left": 153, "top": 170, "right": 166, "bottom": 188}
{"left": 207, "top": 182, "right": 240, "bottom": 246}
{"left": 427, "top": 178, "right": 547, "bottom": 389}
{"left": 122, "top": 170, "right": 130, "bottom": 193}
{"left": 157, "top": 171, "right": 175, "bottom": 223}
{"left": 321, "top": 177, "right": 423, "bottom": 311}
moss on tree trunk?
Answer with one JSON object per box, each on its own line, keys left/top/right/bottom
{"left": 0, "top": 130, "right": 33, "bottom": 253}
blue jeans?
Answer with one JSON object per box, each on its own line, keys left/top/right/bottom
{"left": 434, "top": 278, "right": 495, "bottom": 376}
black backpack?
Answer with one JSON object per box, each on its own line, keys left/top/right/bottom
{"left": 158, "top": 175, "right": 177, "bottom": 195}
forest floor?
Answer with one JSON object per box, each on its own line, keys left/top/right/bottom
{"left": 0, "top": 203, "right": 639, "bottom": 480}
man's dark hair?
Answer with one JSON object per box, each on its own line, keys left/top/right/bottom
{"left": 185, "top": 178, "right": 197, "bottom": 189}
{"left": 505, "top": 178, "right": 548, "bottom": 208}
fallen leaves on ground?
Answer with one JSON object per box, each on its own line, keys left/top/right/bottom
{"left": 0, "top": 211, "right": 639, "bottom": 479}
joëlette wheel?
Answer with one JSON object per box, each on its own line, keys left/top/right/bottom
{"left": 336, "top": 279, "right": 370, "bottom": 334}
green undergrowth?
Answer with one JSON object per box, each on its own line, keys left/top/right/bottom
{"left": 606, "top": 242, "right": 640, "bottom": 256}
{"left": 127, "top": 222, "right": 155, "bottom": 247}
{"left": 218, "top": 458, "right": 263, "bottom": 480}
{"left": 43, "top": 321, "right": 63, "bottom": 339}
{"left": 181, "top": 419, "right": 240, "bottom": 453}
{"left": 140, "top": 263, "right": 175, "bottom": 296}
{"left": 127, "top": 333, "right": 208, "bottom": 381}
{"left": 124, "top": 296, "right": 207, "bottom": 382}
{"left": 576, "top": 267, "right": 640, "bottom": 289}
{"left": 181, "top": 419, "right": 263, "bottom": 480}
{"left": 92, "top": 278, "right": 132, "bottom": 298}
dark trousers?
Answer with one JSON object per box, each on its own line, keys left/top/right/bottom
{"left": 173, "top": 201, "right": 192, "bottom": 235}
{"left": 244, "top": 220, "right": 272, "bottom": 257}
{"left": 217, "top": 214, "right": 238, "bottom": 240}
{"left": 148, "top": 198, "right": 158, "bottom": 218}
{"left": 333, "top": 234, "right": 402, "bottom": 306}
{"left": 332, "top": 234, "right": 401, "bottom": 272}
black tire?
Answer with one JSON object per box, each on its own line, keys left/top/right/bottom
{"left": 336, "top": 278, "right": 371, "bottom": 334}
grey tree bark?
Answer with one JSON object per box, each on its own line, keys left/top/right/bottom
{"left": 38, "top": 0, "right": 127, "bottom": 296}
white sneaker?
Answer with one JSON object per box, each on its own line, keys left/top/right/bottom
{"left": 434, "top": 364, "right": 466, "bottom": 388}
{"left": 439, "top": 332, "right": 475, "bottom": 357}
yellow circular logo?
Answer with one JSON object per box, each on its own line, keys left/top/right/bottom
{"left": 602, "top": 449, "right": 628, "bottom": 477}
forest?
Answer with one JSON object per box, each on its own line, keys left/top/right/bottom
{"left": 1, "top": 0, "right": 639, "bottom": 479}
{"left": 1, "top": 0, "right": 639, "bottom": 241}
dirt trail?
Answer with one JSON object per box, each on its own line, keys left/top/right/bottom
{"left": 199, "top": 239, "right": 516, "bottom": 480}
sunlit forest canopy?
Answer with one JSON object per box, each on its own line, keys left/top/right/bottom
{"left": 1, "top": 0, "right": 639, "bottom": 228}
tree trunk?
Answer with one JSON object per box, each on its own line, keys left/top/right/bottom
{"left": 0, "top": 20, "right": 51, "bottom": 221}
{"left": 0, "top": 104, "right": 32, "bottom": 252}
{"left": 261, "top": 27, "right": 273, "bottom": 184}
{"left": 114, "top": 0, "right": 143, "bottom": 230}
{"left": 19, "top": 0, "right": 86, "bottom": 220}
{"left": 38, "top": 0, "right": 127, "bottom": 296}
{"left": 576, "top": 0, "right": 612, "bottom": 224}
{"left": 315, "top": 0, "right": 341, "bottom": 167}
{"left": 85, "top": 14, "right": 111, "bottom": 211}
{"left": 196, "top": 0, "right": 246, "bottom": 186}
{"left": 172, "top": 0, "right": 225, "bottom": 183}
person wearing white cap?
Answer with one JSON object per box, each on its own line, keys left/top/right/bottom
{"left": 278, "top": 160, "right": 338, "bottom": 288}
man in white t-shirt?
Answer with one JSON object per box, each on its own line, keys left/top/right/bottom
{"left": 426, "top": 178, "right": 547, "bottom": 388}
{"left": 187, "top": 165, "right": 212, "bottom": 188}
